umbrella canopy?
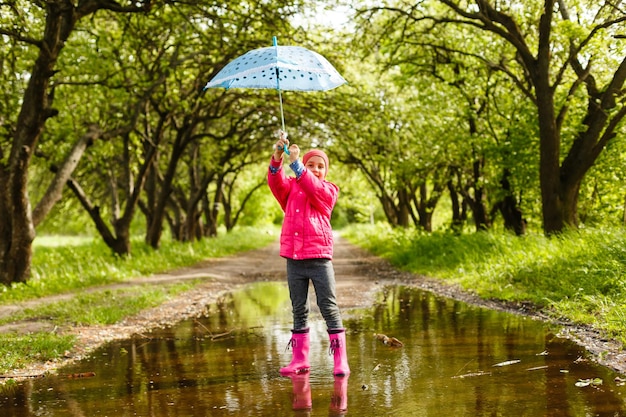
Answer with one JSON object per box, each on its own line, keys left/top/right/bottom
{"left": 204, "top": 39, "right": 346, "bottom": 92}
{"left": 204, "top": 37, "right": 346, "bottom": 152}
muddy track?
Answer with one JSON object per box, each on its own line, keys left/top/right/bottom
{"left": 2, "top": 235, "right": 625, "bottom": 379}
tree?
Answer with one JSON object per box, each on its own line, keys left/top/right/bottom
{"left": 363, "top": 0, "right": 626, "bottom": 235}
{"left": 326, "top": 71, "right": 451, "bottom": 230}
{"left": 0, "top": 0, "right": 151, "bottom": 285}
{"left": 137, "top": 2, "right": 299, "bottom": 248}
{"left": 42, "top": 1, "right": 301, "bottom": 253}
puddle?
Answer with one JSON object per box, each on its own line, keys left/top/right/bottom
{"left": 2, "top": 283, "right": 626, "bottom": 416}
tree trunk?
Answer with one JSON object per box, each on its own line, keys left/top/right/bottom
{"left": 535, "top": 82, "right": 563, "bottom": 234}
{"left": 203, "top": 194, "right": 218, "bottom": 238}
{"left": 470, "top": 156, "right": 490, "bottom": 231}
{"left": 0, "top": 4, "right": 75, "bottom": 284}
{"left": 447, "top": 179, "right": 464, "bottom": 232}
{"left": 414, "top": 181, "right": 444, "bottom": 233}
{"left": 396, "top": 188, "right": 411, "bottom": 228}
{"left": 145, "top": 132, "right": 187, "bottom": 248}
{"left": 493, "top": 169, "right": 526, "bottom": 236}
{"left": 67, "top": 177, "right": 131, "bottom": 255}
{"left": 67, "top": 129, "right": 156, "bottom": 256}
{"left": 415, "top": 184, "right": 434, "bottom": 232}
{"left": 378, "top": 193, "right": 399, "bottom": 226}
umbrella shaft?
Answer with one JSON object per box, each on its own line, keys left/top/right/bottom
{"left": 278, "top": 89, "right": 285, "bottom": 132}
{"left": 275, "top": 65, "right": 288, "bottom": 154}
{"left": 278, "top": 88, "right": 289, "bottom": 155}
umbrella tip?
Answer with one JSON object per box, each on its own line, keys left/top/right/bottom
{"left": 272, "top": 36, "right": 277, "bottom": 46}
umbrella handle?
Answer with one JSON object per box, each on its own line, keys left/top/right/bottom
{"left": 279, "top": 125, "right": 290, "bottom": 156}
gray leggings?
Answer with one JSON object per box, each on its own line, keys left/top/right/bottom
{"left": 286, "top": 258, "right": 343, "bottom": 331}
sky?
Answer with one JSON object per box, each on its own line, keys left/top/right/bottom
{"left": 290, "top": 4, "right": 353, "bottom": 31}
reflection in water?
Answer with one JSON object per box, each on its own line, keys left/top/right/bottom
{"left": 1, "top": 284, "right": 626, "bottom": 416}
{"left": 287, "top": 373, "right": 312, "bottom": 412}
{"left": 330, "top": 376, "right": 349, "bottom": 415}
{"left": 351, "top": 286, "right": 626, "bottom": 416}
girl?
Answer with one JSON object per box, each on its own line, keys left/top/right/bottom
{"left": 267, "top": 132, "right": 350, "bottom": 377}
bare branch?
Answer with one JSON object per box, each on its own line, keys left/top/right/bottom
{"left": 438, "top": 0, "right": 536, "bottom": 65}
{"left": 32, "top": 125, "right": 102, "bottom": 226}
{"left": 75, "top": 0, "right": 152, "bottom": 19}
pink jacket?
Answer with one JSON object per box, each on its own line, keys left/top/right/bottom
{"left": 268, "top": 157, "right": 339, "bottom": 260}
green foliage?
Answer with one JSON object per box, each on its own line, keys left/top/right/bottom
{"left": 332, "top": 164, "right": 381, "bottom": 227}
{"left": 579, "top": 135, "right": 626, "bottom": 225}
{"left": 239, "top": 187, "right": 282, "bottom": 227}
{"left": 343, "top": 223, "right": 626, "bottom": 345}
{"left": 230, "top": 164, "right": 280, "bottom": 227}
{"left": 35, "top": 196, "right": 99, "bottom": 236}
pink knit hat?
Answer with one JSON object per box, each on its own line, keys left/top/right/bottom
{"left": 303, "top": 149, "right": 329, "bottom": 171}
{"left": 303, "top": 150, "right": 329, "bottom": 179}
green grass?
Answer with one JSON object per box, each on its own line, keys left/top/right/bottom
{"left": 0, "top": 283, "right": 197, "bottom": 327}
{"left": 0, "top": 333, "right": 75, "bottom": 374}
{"left": 342, "top": 223, "right": 626, "bottom": 345}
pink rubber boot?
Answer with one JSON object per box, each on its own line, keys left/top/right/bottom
{"left": 280, "top": 329, "right": 310, "bottom": 375}
{"left": 328, "top": 329, "right": 350, "bottom": 376}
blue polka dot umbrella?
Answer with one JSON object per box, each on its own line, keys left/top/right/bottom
{"left": 204, "top": 37, "right": 346, "bottom": 152}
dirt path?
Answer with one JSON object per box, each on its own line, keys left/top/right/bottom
{"left": 2, "top": 235, "right": 625, "bottom": 378}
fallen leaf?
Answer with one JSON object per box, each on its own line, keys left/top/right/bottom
{"left": 373, "top": 333, "right": 404, "bottom": 347}
{"left": 575, "top": 378, "right": 603, "bottom": 387}
{"left": 526, "top": 366, "right": 548, "bottom": 371}
{"left": 493, "top": 359, "right": 521, "bottom": 367}
{"left": 451, "top": 371, "right": 491, "bottom": 379}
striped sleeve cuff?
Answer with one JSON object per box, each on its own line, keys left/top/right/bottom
{"left": 269, "top": 165, "right": 280, "bottom": 174}
{"left": 269, "top": 158, "right": 282, "bottom": 175}
{"left": 289, "top": 160, "right": 305, "bottom": 179}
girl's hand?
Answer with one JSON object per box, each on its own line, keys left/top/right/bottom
{"left": 273, "top": 130, "right": 289, "bottom": 161}
{"left": 288, "top": 144, "right": 299, "bottom": 163}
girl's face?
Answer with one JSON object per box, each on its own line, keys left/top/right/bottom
{"left": 305, "top": 156, "right": 327, "bottom": 180}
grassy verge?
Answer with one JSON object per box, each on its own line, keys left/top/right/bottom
{"left": 0, "top": 333, "right": 75, "bottom": 376}
{"left": 0, "top": 283, "right": 198, "bottom": 327}
{"left": 1, "top": 226, "right": 278, "bottom": 303}
{"left": 0, "top": 226, "right": 278, "bottom": 376}
{"left": 342, "top": 223, "right": 626, "bottom": 346}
